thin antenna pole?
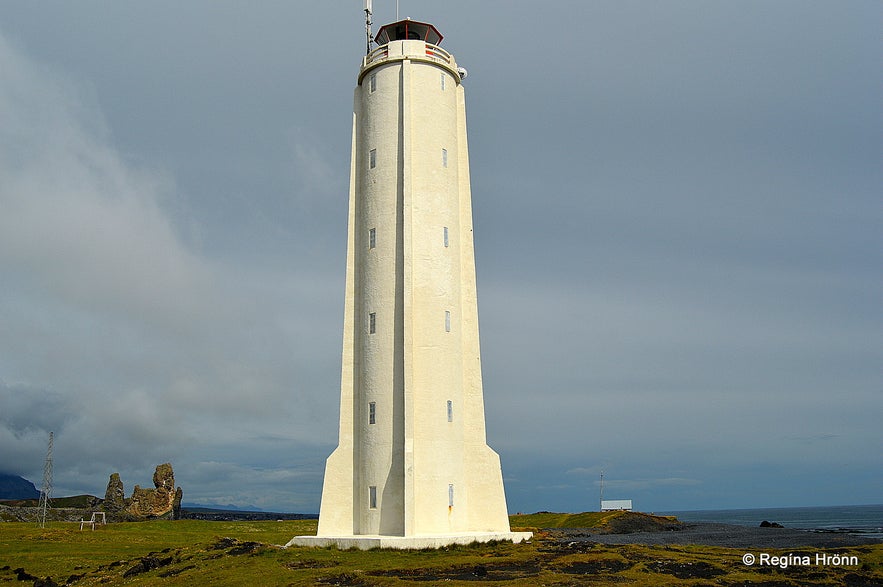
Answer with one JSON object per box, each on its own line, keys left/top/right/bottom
{"left": 396, "top": 0, "right": 399, "bottom": 20}
{"left": 599, "top": 470, "right": 604, "bottom": 512}
{"left": 38, "top": 432, "right": 53, "bottom": 528}
{"left": 364, "top": 1, "right": 373, "bottom": 55}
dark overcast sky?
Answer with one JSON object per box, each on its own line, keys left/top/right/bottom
{"left": 1, "top": 1, "right": 880, "bottom": 513}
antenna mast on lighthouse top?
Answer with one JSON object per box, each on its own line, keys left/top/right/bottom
{"left": 364, "top": 0, "right": 373, "bottom": 55}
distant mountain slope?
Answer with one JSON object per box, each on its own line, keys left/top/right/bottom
{"left": 182, "top": 503, "right": 264, "bottom": 512}
{"left": 0, "top": 473, "right": 40, "bottom": 500}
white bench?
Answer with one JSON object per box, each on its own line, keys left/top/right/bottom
{"left": 79, "top": 511, "right": 106, "bottom": 530}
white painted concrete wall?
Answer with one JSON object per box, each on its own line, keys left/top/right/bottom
{"left": 316, "top": 37, "right": 511, "bottom": 538}
{"left": 601, "top": 500, "right": 634, "bottom": 511}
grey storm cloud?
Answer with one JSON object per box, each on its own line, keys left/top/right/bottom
{"left": 0, "top": 382, "right": 74, "bottom": 439}
{"left": 0, "top": 1, "right": 879, "bottom": 512}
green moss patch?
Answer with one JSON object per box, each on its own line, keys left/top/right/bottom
{"left": 0, "top": 518, "right": 879, "bottom": 586}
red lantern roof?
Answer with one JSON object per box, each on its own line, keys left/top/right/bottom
{"left": 374, "top": 19, "right": 443, "bottom": 46}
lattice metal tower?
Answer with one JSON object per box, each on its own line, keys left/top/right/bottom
{"left": 37, "top": 431, "right": 53, "bottom": 528}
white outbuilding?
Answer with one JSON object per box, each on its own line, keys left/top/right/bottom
{"left": 601, "top": 500, "right": 634, "bottom": 512}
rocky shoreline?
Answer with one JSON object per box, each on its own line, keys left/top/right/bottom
{"left": 179, "top": 509, "right": 317, "bottom": 522}
{"left": 553, "top": 522, "right": 882, "bottom": 549}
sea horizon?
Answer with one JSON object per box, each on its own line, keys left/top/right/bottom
{"left": 659, "top": 503, "right": 883, "bottom": 539}
{"left": 180, "top": 501, "right": 882, "bottom": 516}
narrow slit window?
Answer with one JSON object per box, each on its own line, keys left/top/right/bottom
{"left": 447, "top": 400, "right": 453, "bottom": 422}
{"left": 370, "top": 74, "right": 377, "bottom": 93}
{"left": 369, "top": 148, "right": 377, "bottom": 169}
{"left": 369, "top": 312, "right": 376, "bottom": 334}
{"left": 445, "top": 310, "right": 451, "bottom": 332}
{"left": 369, "top": 227, "right": 376, "bottom": 249}
{"left": 448, "top": 484, "right": 454, "bottom": 507}
{"left": 443, "top": 226, "right": 449, "bottom": 248}
{"left": 442, "top": 148, "right": 448, "bottom": 168}
{"left": 369, "top": 401, "right": 376, "bottom": 424}
{"left": 440, "top": 73, "right": 445, "bottom": 91}
{"left": 369, "top": 486, "right": 377, "bottom": 509}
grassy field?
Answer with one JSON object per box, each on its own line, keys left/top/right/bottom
{"left": 1, "top": 515, "right": 880, "bottom": 586}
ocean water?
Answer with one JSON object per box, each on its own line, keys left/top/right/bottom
{"left": 661, "top": 504, "right": 883, "bottom": 539}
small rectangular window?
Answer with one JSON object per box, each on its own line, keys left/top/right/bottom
{"left": 448, "top": 484, "right": 454, "bottom": 507}
{"left": 445, "top": 310, "right": 451, "bottom": 332}
{"left": 370, "top": 74, "right": 377, "bottom": 93}
{"left": 440, "top": 73, "right": 445, "bottom": 91}
{"left": 369, "top": 227, "right": 376, "bottom": 249}
{"left": 443, "top": 226, "right": 449, "bottom": 248}
{"left": 447, "top": 400, "right": 453, "bottom": 422}
{"left": 442, "top": 148, "right": 448, "bottom": 168}
{"left": 369, "top": 312, "right": 376, "bottom": 334}
{"left": 369, "top": 148, "right": 377, "bottom": 169}
{"left": 369, "top": 401, "right": 376, "bottom": 424}
{"left": 369, "top": 486, "right": 377, "bottom": 509}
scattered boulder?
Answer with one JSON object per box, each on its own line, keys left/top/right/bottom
{"left": 759, "top": 520, "right": 784, "bottom": 528}
{"left": 208, "top": 536, "right": 263, "bottom": 555}
{"left": 14, "top": 568, "right": 38, "bottom": 582}
{"left": 123, "top": 556, "right": 173, "bottom": 578}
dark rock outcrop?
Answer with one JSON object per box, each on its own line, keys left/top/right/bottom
{"left": 173, "top": 487, "right": 183, "bottom": 520}
{"left": 103, "top": 473, "right": 126, "bottom": 514}
{"left": 759, "top": 520, "right": 784, "bottom": 528}
{"left": 597, "top": 512, "right": 685, "bottom": 534}
{"left": 123, "top": 556, "right": 173, "bottom": 578}
{"left": 102, "top": 463, "right": 183, "bottom": 520}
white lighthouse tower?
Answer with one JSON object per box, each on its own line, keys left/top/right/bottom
{"left": 288, "top": 14, "right": 530, "bottom": 550}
